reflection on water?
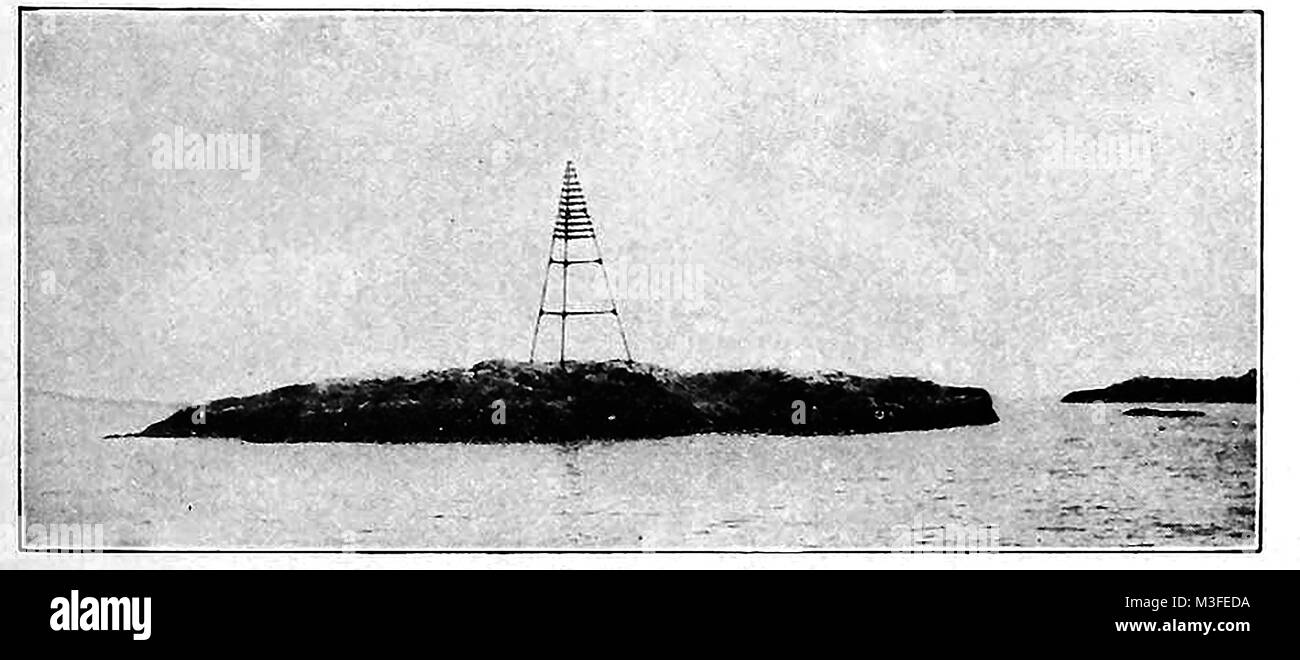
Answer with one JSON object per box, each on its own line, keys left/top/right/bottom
{"left": 22, "top": 395, "right": 1256, "bottom": 549}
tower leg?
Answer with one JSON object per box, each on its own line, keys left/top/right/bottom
{"left": 593, "top": 233, "right": 633, "bottom": 363}
{"left": 560, "top": 232, "right": 569, "bottom": 368}
{"left": 529, "top": 235, "right": 556, "bottom": 364}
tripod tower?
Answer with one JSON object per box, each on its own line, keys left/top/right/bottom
{"left": 529, "top": 161, "right": 633, "bottom": 366}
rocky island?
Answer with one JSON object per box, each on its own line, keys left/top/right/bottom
{"left": 124, "top": 360, "right": 999, "bottom": 443}
{"left": 1061, "top": 369, "right": 1256, "bottom": 404}
{"left": 1121, "top": 408, "right": 1207, "bottom": 418}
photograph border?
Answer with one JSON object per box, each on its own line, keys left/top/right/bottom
{"left": 10, "top": 4, "right": 1266, "bottom": 556}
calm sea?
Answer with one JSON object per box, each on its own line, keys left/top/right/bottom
{"left": 21, "top": 393, "right": 1256, "bottom": 550}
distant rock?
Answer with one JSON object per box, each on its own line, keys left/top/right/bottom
{"left": 126, "top": 359, "right": 999, "bottom": 443}
{"left": 1062, "top": 369, "right": 1256, "bottom": 404}
{"left": 1121, "top": 408, "right": 1207, "bottom": 418}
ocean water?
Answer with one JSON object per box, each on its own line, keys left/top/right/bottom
{"left": 21, "top": 393, "right": 1257, "bottom": 550}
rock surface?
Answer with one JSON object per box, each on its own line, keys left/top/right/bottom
{"left": 1061, "top": 370, "right": 1256, "bottom": 404}
{"left": 1121, "top": 407, "right": 1207, "bottom": 418}
{"left": 128, "top": 360, "right": 1000, "bottom": 443}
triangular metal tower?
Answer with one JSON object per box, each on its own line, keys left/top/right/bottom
{"left": 529, "top": 161, "right": 633, "bottom": 367}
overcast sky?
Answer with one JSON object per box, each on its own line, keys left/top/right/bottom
{"left": 22, "top": 11, "right": 1260, "bottom": 402}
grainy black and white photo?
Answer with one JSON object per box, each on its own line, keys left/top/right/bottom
{"left": 19, "top": 9, "right": 1260, "bottom": 551}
